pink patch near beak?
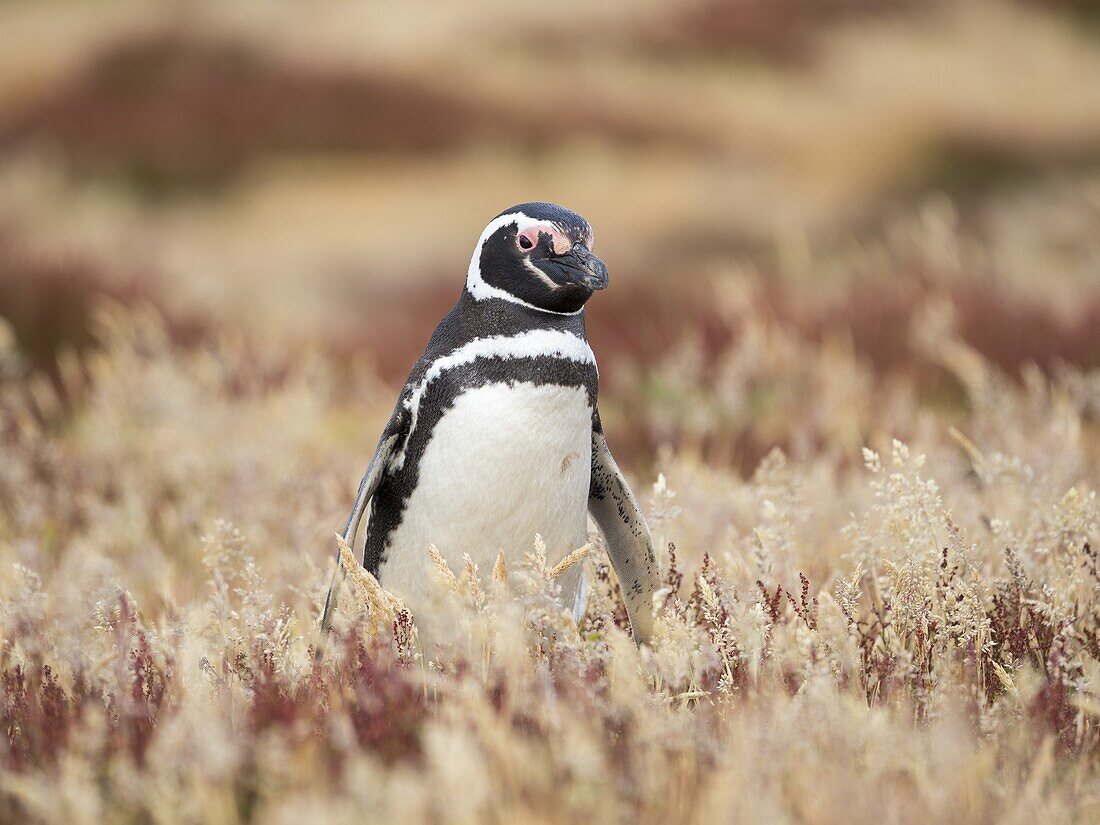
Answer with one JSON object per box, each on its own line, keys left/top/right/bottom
{"left": 517, "top": 223, "right": 572, "bottom": 255}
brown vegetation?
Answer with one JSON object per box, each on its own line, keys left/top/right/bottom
{"left": 3, "top": 1, "right": 1100, "bottom": 821}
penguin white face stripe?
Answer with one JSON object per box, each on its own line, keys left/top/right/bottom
{"left": 466, "top": 211, "right": 584, "bottom": 316}
{"left": 392, "top": 329, "right": 596, "bottom": 468}
{"left": 522, "top": 257, "right": 563, "bottom": 291}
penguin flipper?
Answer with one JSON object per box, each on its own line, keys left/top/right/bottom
{"left": 319, "top": 407, "right": 407, "bottom": 637}
{"left": 588, "top": 417, "right": 659, "bottom": 644}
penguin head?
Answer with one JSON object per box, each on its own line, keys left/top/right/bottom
{"left": 466, "top": 202, "right": 608, "bottom": 314}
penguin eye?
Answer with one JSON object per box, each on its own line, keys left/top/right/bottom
{"left": 517, "top": 224, "right": 571, "bottom": 255}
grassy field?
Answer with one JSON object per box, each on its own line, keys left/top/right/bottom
{"left": 3, "top": 1, "right": 1100, "bottom": 822}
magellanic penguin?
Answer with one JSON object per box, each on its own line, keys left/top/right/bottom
{"left": 321, "top": 202, "right": 660, "bottom": 643}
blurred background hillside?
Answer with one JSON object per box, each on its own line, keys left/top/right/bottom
{"left": 2, "top": 0, "right": 1100, "bottom": 469}
{"left": 6, "top": 6, "right": 1100, "bottom": 820}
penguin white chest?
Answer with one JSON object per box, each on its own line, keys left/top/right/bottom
{"left": 377, "top": 381, "right": 592, "bottom": 597}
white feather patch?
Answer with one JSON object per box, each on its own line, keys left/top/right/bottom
{"left": 378, "top": 381, "right": 593, "bottom": 616}
{"left": 393, "top": 329, "right": 595, "bottom": 469}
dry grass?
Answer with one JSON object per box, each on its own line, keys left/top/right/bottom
{"left": 3, "top": 1, "right": 1100, "bottom": 821}
{"left": 3, "top": 199, "right": 1100, "bottom": 820}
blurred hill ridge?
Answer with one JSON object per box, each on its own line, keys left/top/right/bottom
{"left": 1, "top": 0, "right": 1099, "bottom": 460}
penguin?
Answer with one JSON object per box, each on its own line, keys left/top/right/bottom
{"left": 321, "top": 202, "right": 659, "bottom": 643}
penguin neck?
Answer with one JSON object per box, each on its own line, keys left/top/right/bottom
{"left": 458, "top": 287, "right": 589, "bottom": 341}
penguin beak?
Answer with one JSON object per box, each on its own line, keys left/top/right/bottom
{"left": 558, "top": 242, "right": 609, "bottom": 291}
